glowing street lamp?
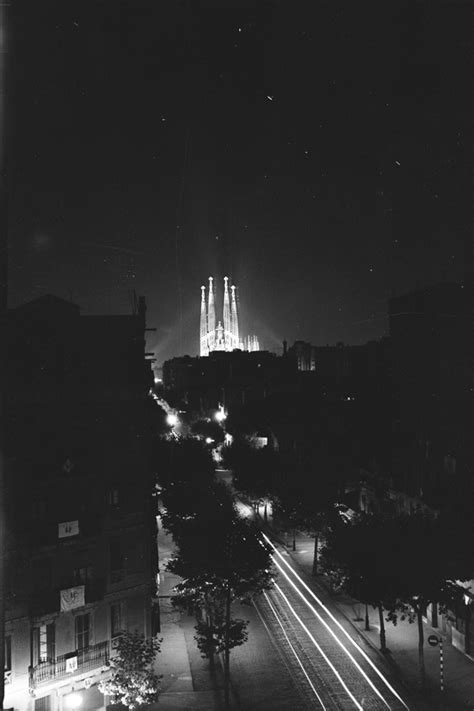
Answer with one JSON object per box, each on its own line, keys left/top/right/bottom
{"left": 214, "top": 405, "right": 227, "bottom": 423}
{"left": 65, "top": 692, "right": 83, "bottom": 710}
{"left": 166, "top": 413, "right": 178, "bottom": 427}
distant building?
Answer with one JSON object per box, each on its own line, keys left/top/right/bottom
{"left": 4, "top": 295, "right": 157, "bottom": 711}
{"left": 200, "top": 277, "right": 260, "bottom": 356}
{"left": 163, "top": 349, "right": 293, "bottom": 416}
{"left": 287, "top": 340, "right": 316, "bottom": 371}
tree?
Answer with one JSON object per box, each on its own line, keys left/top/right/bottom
{"left": 167, "top": 497, "right": 273, "bottom": 708}
{"left": 229, "top": 441, "right": 280, "bottom": 521}
{"left": 383, "top": 512, "right": 472, "bottom": 688}
{"left": 194, "top": 595, "right": 249, "bottom": 661}
{"left": 320, "top": 512, "right": 400, "bottom": 653}
{"left": 154, "top": 437, "right": 218, "bottom": 539}
{"left": 98, "top": 632, "right": 162, "bottom": 710}
{"left": 274, "top": 456, "right": 343, "bottom": 575}
{"left": 153, "top": 437, "right": 215, "bottom": 491}
{"left": 161, "top": 477, "right": 235, "bottom": 547}
{"left": 322, "top": 510, "right": 473, "bottom": 683}
{"left": 191, "top": 418, "right": 225, "bottom": 445}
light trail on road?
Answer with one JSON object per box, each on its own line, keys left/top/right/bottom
{"left": 272, "top": 569, "right": 391, "bottom": 709}
{"left": 261, "top": 532, "right": 409, "bottom": 710}
{"left": 272, "top": 582, "right": 365, "bottom": 710}
{"left": 228, "top": 496, "right": 411, "bottom": 708}
{"left": 256, "top": 592, "right": 328, "bottom": 709}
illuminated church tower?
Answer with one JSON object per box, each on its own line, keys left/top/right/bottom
{"left": 200, "top": 285, "right": 208, "bottom": 357}
{"left": 199, "top": 277, "right": 260, "bottom": 356}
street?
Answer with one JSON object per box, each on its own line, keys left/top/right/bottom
{"left": 252, "top": 532, "right": 411, "bottom": 710}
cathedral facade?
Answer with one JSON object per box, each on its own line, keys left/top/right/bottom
{"left": 200, "top": 276, "right": 260, "bottom": 356}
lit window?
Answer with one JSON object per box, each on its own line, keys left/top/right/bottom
{"left": 108, "top": 489, "right": 119, "bottom": 508}
{"left": 32, "top": 623, "right": 55, "bottom": 666}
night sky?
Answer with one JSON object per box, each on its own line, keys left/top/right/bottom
{"left": 8, "top": 1, "right": 473, "bottom": 366}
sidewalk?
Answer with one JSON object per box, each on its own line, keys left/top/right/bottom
{"left": 154, "top": 516, "right": 227, "bottom": 710}
{"left": 155, "top": 513, "right": 321, "bottom": 710}
{"left": 273, "top": 524, "right": 474, "bottom": 711}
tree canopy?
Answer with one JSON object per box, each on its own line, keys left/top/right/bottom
{"left": 98, "top": 632, "right": 161, "bottom": 710}
{"left": 164, "top": 474, "right": 273, "bottom": 708}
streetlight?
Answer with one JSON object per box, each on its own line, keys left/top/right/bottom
{"left": 166, "top": 413, "right": 178, "bottom": 427}
{"left": 214, "top": 405, "right": 226, "bottom": 423}
{"left": 65, "top": 692, "right": 83, "bottom": 710}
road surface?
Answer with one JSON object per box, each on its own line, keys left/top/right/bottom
{"left": 249, "top": 530, "right": 411, "bottom": 710}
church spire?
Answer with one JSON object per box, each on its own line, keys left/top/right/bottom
{"left": 231, "top": 284, "right": 239, "bottom": 349}
{"left": 200, "top": 285, "right": 208, "bottom": 357}
{"left": 223, "top": 276, "right": 231, "bottom": 350}
{"left": 207, "top": 276, "right": 215, "bottom": 351}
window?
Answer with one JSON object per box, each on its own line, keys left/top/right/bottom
{"left": 31, "top": 623, "right": 55, "bottom": 666}
{"left": 110, "top": 602, "right": 124, "bottom": 639}
{"left": 35, "top": 696, "right": 51, "bottom": 711}
{"left": 32, "top": 500, "right": 47, "bottom": 521}
{"left": 4, "top": 635, "right": 11, "bottom": 672}
{"left": 444, "top": 454, "right": 456, "bottom": 475}
{"left": 72, "top": 565, "right": 92, "bottom": 586}
{"left": 75, "top": 613, "right": 90, "bottom": 651}
{"left": 108, "top": 488, "right": 119, "bottom": 508}
{"left": 109, "top": 538, "right": 124, "bottom": 583}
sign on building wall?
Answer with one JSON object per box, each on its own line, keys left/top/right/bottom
{"left": 60, "top": 585, "right": 85, "bottom": 612}
{"left": 58, "top": 520, "right": 79, "bottom": 538}
{"left": 65, "top": 655, "right": 78, "bottom": 673}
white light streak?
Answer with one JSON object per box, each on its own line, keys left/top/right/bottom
{"left": 272, "top": 557, "right": 391, "bottom": 710}
{"left": 273, "top": 581, "right": 364, "bottom": 710}
{"left": 262, "top": 532, "right": 409, "bottom": 710}
{"left": 256, "top": 592, "right": 327, "bottom": 709}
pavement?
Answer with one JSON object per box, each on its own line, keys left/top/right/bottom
{"left": 152, "top": 516, "right": 226, "bottom": 710}
{"left": 154, "top": 515, "right": 314, "bottom": 710}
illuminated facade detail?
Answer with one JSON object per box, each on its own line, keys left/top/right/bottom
{"left": 245, "top": 334, "right": 260, "bottom": 352}
{"left": 199, "top": 277, "right": 260, "bottom": 356}
{"left": 207, "top": 276, "right": 215, "bottom": 352}
{"left": 231, "top": 284, "right": 239, "bottom": 349}
{"left": 223, "top": 276, "right": 231, "bottom": 349}
{"left": 200, "top": 285, "right": 207, "bottom": 357}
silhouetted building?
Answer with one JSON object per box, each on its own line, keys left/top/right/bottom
{"left": 163, "top": 349, "right": 295, "bottom": 416}
{"left": 4, "top": 295, "right": 157, "bottom": 711}
{"left": 389, "top": 282, "right": 474, "bottom": 502}
{"left": 287, "top": 341, "right": 316, "bottom": 371}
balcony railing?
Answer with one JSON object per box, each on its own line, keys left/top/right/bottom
{"left": 30, "top": 640, "right": 109, "bottom": 687}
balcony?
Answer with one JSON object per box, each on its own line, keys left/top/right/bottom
{"left": 30, "top": 640, "right": 109, "bottom": 687}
